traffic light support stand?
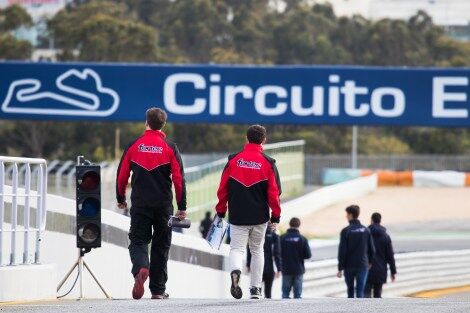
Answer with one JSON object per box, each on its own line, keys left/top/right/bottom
{"left": 57, "top": 248, "right": 111, "bottom": 299}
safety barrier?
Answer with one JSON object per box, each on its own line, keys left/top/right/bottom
{"left": 322, "top": 168, "right": 470, "bottom": 187}
{"left": 307, "top": 154, "right": 470, "bottom": 185}
{"left": 0, "top": 156, "right": 47, "bottom": 265}
{"left": 303, "top": 249, "right": 470, "bottom": 297}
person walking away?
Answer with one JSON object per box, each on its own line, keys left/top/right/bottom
{"left": 365, "top": 212, "right": 397, "bottom": 298}
{"left": 215, "top": 125, "right": 282, "bottom": 299}
{"left": 116, "top": 108, "right": 187, "bottom": 300}
{"left": 247, "top": 227, "right": 282, "bottom": 299}
{"left": 280, "top": 217, "right": 312, "bottom": 299}
{"left": 199, "top": 211, "right": 213, "bottom": 238}
{"left": 337, "top": 205, "right": 375, "bottom": 298}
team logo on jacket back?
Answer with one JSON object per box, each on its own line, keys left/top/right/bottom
{"left": 138, "top": 144, "right": 163, "bottom": 153}
{"left": 237, "top": 159, "right": 262, "bottom": 170}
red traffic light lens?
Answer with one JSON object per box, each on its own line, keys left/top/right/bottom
{"left": 79, "top": 171, "right": 100, "bottom": 191}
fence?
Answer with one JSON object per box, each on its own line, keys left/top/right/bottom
{"left": 185, "top": 140, "right": 306, "bottom": 220}
{"left": 303, "top": 250, "right": 470, "bottom": 297}
{"left": 306, "top": 154, "right": 470, "bottom": 185}
{"left": 0, "top": 156, "right": 47, "bottom": 265}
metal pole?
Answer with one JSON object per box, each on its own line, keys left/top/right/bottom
{"left": 115, "top": 128, "right": 121, "bottom": 160}
{"left": 35, "top": 165, "right": 43, "bottom": 264}
{"left": 57, "top": 259, "right": 79, "bottom": 292}
{"left": 23, "top": 164, "right": 31, "bottom": 264}
{"left": 351, "top": 126, "right": 358, "bottom": 169}
{"left": 0, "top": 161, "right": 4, "bottom": 265}
{"left": 10, "top": 163, "right": 18, "bottom": 265}
{"left": 79, "top": 254, "right": 84, "bottom": 299}
{"left": 83, "top": 260, "right": 112, "bottom": 299}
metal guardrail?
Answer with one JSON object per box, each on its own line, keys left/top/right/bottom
{"left": 303, "top": 250, "right": 470, "bottom": 297}
{"left": 0, "top": 156, "right": 47, "bottom": 265}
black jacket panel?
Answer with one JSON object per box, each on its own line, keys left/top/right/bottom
{"left": 367, "top": 224, "right": 397, "bottom": 284}
{"left": 338, "top": 219, "right": 376, "bottom": 271}
{"left": 280, "top": 228, "right": 312, "bottom": 275}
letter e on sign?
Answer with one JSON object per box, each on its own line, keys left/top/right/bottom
{"left": 433, "top": 77, "right": 469, "bottom": 118}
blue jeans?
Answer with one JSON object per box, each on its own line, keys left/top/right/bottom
{"left": 344, "top": 267, "right": 369, "bottom": 298}
{"left": 282, "top": 274, "right": 303, "bottom": 299}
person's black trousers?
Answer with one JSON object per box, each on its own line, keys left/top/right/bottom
{"left": 128, "top": 206, "right": 172, "bottom": 295}
{"left": 263, "top": 271, "right": 275, "bottom": 299}
{"left": 364, "top": 282, "right": 383, "bottom": 298}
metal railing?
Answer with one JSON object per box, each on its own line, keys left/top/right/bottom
{"left": 303, "top": 250, "right": 470, "bottom": 297}
{"left": 184, "top": 140, "right": 306, "bottom": 220}
{"left": 0, "top": 156, "right": 47, "bottom": 265}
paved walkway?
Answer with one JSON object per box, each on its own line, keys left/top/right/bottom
{"left": 3, "top": 298, "right": 470, "bottom": 313}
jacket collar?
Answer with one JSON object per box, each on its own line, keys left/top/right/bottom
{"left": 287, "top": 228, "right": 300, "bottom": 234}
{"left": 349, "top": 219, "right": 361, "bottom": 225}
{"left": 145, "top": 129, "right": 166, "bottom": 138}
{"left": 244, "top": 143, "right": 263, "bottom": 152}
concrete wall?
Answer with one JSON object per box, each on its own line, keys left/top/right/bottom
{"left": 0, "top": 264, "right": 56, "bottom": 302}
{"left": 1, "top": 186, "right": 241, "bottom": 300}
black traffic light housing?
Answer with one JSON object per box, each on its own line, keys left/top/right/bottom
{"left": 76, "top": 157, "right": 101, "bottom": 249}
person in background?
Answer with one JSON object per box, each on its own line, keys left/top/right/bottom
{"left": 337, "top": 205, "right": 375, "bottom": 298}
{"left": 247, "top": 227, "right": 282, "bottom": 299}
{"left": 116, "top": 108, "right": 187, "bottom": 300}
{"left": 280, "top": 217, "right": 312, "bottom": 299}
{"left": 365, "top": 212, "right": 397, "bottom": 298}
{"left": 215, "top": 125, "right": 282, "bottom": 300}
{"left": 199, "top": 211, "right": 213, "bottom": 238}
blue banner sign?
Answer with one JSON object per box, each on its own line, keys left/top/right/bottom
{"left": 0, "top": 62, "right": 468, "bottom": 126}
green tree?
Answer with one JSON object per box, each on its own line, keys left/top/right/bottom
{"left": 49, "top": 0, "right": 158, "bottom": 62}
{"left": 0, "top": 5, "right": 32, "bottom": 60}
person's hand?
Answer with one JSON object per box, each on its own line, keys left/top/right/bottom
{"left": 391, "top": 274, "right": 396, "bottom": 282}
{"left": 117, "top": 201, "right": 127, "bottom": 209}
{"left": 176, "top": 210, "right": 187, "bottom": 220}
{"left": 336, "top": 271, "right": 343, "bottom": 278}
{"left": 246, "top": 267, "right": 251, "bottom": 273}
{"left": 276, "top": 271, "right": 282, "bottom": 279}
{"left": 270, "top": 223, "right": 278, "bottom": 231}
{"left": 368, "top": 263, "right": 372, "bottom": 270}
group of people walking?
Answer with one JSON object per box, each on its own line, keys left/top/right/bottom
{"left": 338, "top": 205, "right": 397, "bottom": 298}
{"left": 116, "top": 107, "right": 396, "bottom": 300}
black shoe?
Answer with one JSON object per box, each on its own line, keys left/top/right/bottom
{"left": 250, "top": 287, "right": 262, "bottom": 299}
{"left": 230, "top": 270, "right": 243, "bottom": 299}
{"left": 151, "top": 293, "right": 169, "bottom": 299}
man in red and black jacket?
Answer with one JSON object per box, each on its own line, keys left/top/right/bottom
{"left": 116, "top": 108, "right": 186, "bottom": 300}
{"left": 215, "top": 125, "right": 282, "bottom": 300}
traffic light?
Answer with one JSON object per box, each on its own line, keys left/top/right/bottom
{"left": 76, "top": 161, "right": 101, "bottom": 249}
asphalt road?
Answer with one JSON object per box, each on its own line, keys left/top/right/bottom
{"left": 3, "top": 298, "right": 470, "bottom": 313}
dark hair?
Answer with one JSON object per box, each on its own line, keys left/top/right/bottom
{"left": 246, "top": 125, "right": 267, "bottom": 144}
{"left": 345, "top": 205, "right": 360, "bottom": 219}
{"left": 289, "top": 217, "right": 301, "bottom": 228}
{"left": 146, "top": 107, "right": 167, "bottom": 130}
{"left": 371, "top": 212, "right": 382, "bottom": 224}
{"left": 205, "top": 211, "right": 211, "bottom": 218}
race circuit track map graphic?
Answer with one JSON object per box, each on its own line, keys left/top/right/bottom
{"left": 1, "top": 68, "right": 120, "bottom": 116}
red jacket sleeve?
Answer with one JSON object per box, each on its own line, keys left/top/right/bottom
{"left": 215, "top": 162, "right": 230, "bottom": 217}
{"left": 267, "top": 163, "right": 282, "bottom": 223}
{"left": 116, "top": 145, "right": 132, "bottom": 203}
{"left": 169, "top": 144, "right": 187, "bottom": 211}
